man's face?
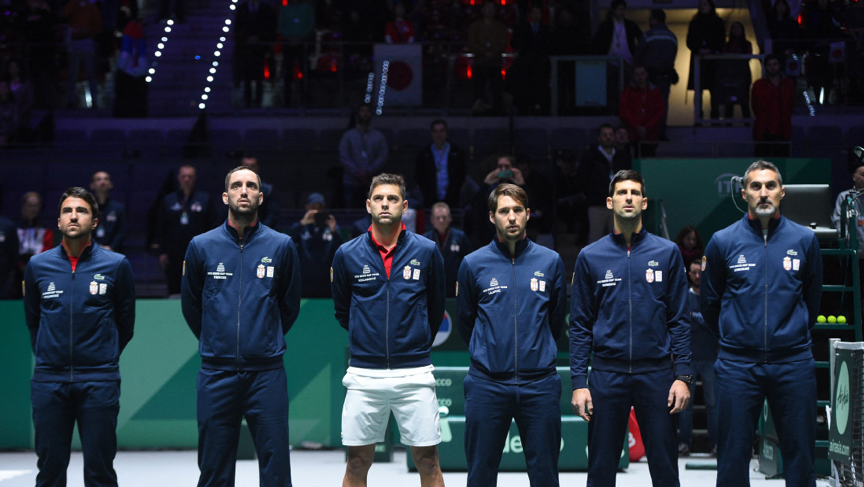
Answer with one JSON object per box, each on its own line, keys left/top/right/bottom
{"left": 497, "top": 157, "right": 513, "bottom": 172}
{"left": 490, "top": 195, "right": 529, "bottom": 242}
{"left": 765, "top": 58, "right": 781, "bottom": 77}
{"left": 367, "top": 184, "right": 407, "bottom": 226}
{"left": 688, "top": 263, "right": 701, "bottom": 288}
{"left": 58, "top": 196, "right": 96, "bottom": 240}
{"left": 431, "top": 123, "right": 448, "bottom": 147}
{"left": 241, "top": 157, "right": 260, "bottom": 174}
{"left": 178, "top": 167, "right": 197, "bottom": 193}
{"left": 431, "top": 207, "right": 451, "bottom": 234}
{"left": 633, "top": 66, "right": 648, "bottom": 88}
{"left": 223, "top": 169, "right": 262, "bottom": 218}
{"left": 615, "top": 128, "right": 629, "bottom": 147}
{"left": 530, "top": 7, "right": 542, "bottom": 23}
{"left": 357, "top": 105, "right": 373, "bottom": 124}
{"left": 90, "top": 171, "right": 113, "bottom": 194}
{"left": 613, "top": 4, "right": 626, "bottom": 20}
{"left": 606, "top": 179, "right": 647, "bottom": 222}
{"left": 22, "top": 195, "right": 41, "bottom": 220}
{"left": 742, "top": 168, "right": 784, "bottom": 219}
{"left": 699, "top": 0, "right": 711, "bottom": 14}
{"left": 853, "top": 166, "right": 864, "bottom": 190}
{"left": 599, "top": 127, "right": 615, "bottom": 149}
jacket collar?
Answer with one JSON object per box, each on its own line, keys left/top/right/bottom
{"left": 223, "top": 218, "right": 261, "bottom": 242}
{"left": 366, "top": 224, "right": 407, "bottom": 251}
{"left": 610, "top": 227, "right": 648, "bottom": 247}
{"left": 59, "top": 240, "right": 96, "bottom": 260}
{"left": 743, "top": 213, "right": 784, "bottom": 236}
{"left": 492, "top": 236, "right": 530, "bottom": 258}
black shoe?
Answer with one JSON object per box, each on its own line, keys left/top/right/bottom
{"left": 678, "top": 443, "right": 691, "bottom": 457}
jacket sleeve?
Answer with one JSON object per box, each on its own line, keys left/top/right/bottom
{"left": 666, "top": 247, "right": 691, "bottom": 376}
{"left": 369, "top": 133, "right": 390, "bottom": 175}
{"left": 427, "top": 246, "right": 446, "bottom": 337}
{"left": 569, "top": 251, "right": 594, "bottom": 390}
{"left": 700, "top": 235, "right": 725, "bottom": 338}
{"left": 804, "top": 232, "right": 823, "bottom": 329}
{"left": 110, "top": 205, "right": 129, "bottom": 250}
{"left": 455, "top": 258, "right": 477, "bottom": 346}
{"left": 23, "top": 262, "right": 40, "bottom": 353}
{"left": 338, "top": 133, "right": 360, "bottom": 176}
{"left": 549, "top": 255, "right": 567, "bottom": 341}
{"left": 279, "top": 238, "right": 302, "bottom": 335}
{"left": 331, "top": 247, "right": 351, "bottom": 330}
{"left": 180, "top": 239, "right": 204, "bottom": 339}
{"left": 114, "top": 257, "right": 136, "bottom": 353}
{"left": 645, "top": 89, "right": 666, "bottom": 129}
{"left": 831, "top": 193, "right": 844, "bottom": 232}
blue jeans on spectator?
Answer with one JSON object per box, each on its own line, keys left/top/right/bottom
{"left": 678, "top": 359, "right": 717, "bottom": 448}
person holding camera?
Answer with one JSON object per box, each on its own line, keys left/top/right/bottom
{"left": 482, "top": 155, "right": 525, "bottom": 188}
{"left": 576, "top": 124, "right": 632, "bottom": 244}
{"left": 289, "top": 192, "right": 342, "bottom": 298}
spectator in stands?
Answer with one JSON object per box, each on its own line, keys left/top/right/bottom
{"left": 156, "top": 165, "right": 216, "bottom": 296}
{"left": 21, "top": 0, "right": 57, "bottom": 109}
{"left": 831, "top": 164, "right": 864, "bottom": 260}
{"left": 241, "top": 156, "right": 276, "bottom": 227}
{"left": 751, "top": 54, "right": 795, "bottom": 157}
{"left": 15, "top": 191, "right": 54, "bottom": 298}
{"left": 90, "top": 171, "right": 128, "bottom": 252}
{"left": 803, "top": 0, "right": 844, "bottom": 104}
{"left": 620, "top": 64, "right": 664, "bottom": 158}
{"left": 577, "top": 123, "right": 632, "bottom": 244}
{"left": 721, "top": 22, "right": 753, "bottom": 120}
{"left": 339, "top": 102, "right": 389, "bottom": 208}
{"left": 6, "top": 60, "right": 33, "bottom": 138}
{"left": 636, "top": 9, "right": 677, "bottom": 140}
{"left": 289, "top": 192, "right": 342, "bottom": 297}
{"left": 592, "top": 0, "right": 643, "bottom": 112}
{"left": 467, "top": 1, "right": 509, "bottom": 115}
{"left": 236, "top": 0, "right": 276, "bottom": 108}
{"left": 554, "top": 149, "right": 588, "bottom": 245}
{"left": 0, "top": 204, "right": 20, "bottom": 299}
{"left": 415, "top": 119, "right": 467, "bottom": 209}
{"left": 62, "top": 0, "right": 102, "bottom": 109}
{"left": 686, "top": 0, "right": 726, "bottom": 121}
{"left": 615, "top": 125, "right": 633, "bottom": 158}
{"left": 674, "top": 224, "right": 704, "bottom": 267}
{"left": 385, "top": 2, "right": 414, "bottom": 43}
{"left": 424, "top": 201, "right": 471, "bottom": 297}
{"left": 510, "top": 5, "right": 551, "bottom": 115}
{"left": 767, "top": 0, "right": 800, "bottom": 56}
{"left": 278, "top": 0, "right": 314, "bottom": 107}
{"left": 482, "top": 154, "right": 525, "bottom": 189}
{"left": 678, "top": 259, "right": 718, "bottom": 458}
{"left": 516, "top": 155, "right": 554, "bottom": 240}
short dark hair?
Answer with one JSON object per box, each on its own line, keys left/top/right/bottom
{"left": 611, "top": 0, "right": 627, "bottom": 10}
{"left": 608, "top": 169, "right": 646, "bottom": 197}
{"left": 599, "top": 123, "right": 615, "bottom": 133}
{"left": 488, "top": 183, "right": 529, "bottom": 212}
{"left": 369, "top": 173, "right": 407, "bottom": 200}
{"left": 430, "top": 119, "right": 447, "bottom": 130}
{"left": 58, "top": 187, "right": 99, "bottom": 216}
{"left": 224, "top": 166, "right": 262, "bottom": 192}
{"left": 763, "top": 53, "right": 780, "bottom": 66}
{"left": 650, "top": 8, "right": 666, "bottom": 23}
{"left": 743, "top": 160, "right": 783, "bottom": 186}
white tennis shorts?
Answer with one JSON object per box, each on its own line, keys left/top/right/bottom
{"left": 341, "top": 370, "right": 441, "bottom": 447}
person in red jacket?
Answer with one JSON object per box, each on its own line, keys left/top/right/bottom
{"left": 619, "top": 63, "right": 665, "bottom": 157}
{"left": 751, "top": 54, "right": 795, "bottom": 157}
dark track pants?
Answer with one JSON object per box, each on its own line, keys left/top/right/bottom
{"left": 715, "top": 358, "right": 816, "bottom": 487}
{"left": 587, "top": 368, "right": 679, "bottom": 487}
{"left": 464, "top": 373, "right": 561, "bottom": 487}
{"left": 31, "top": 380, "right": 120, "bottom": 487}
{"left": 197, "top": 367, "right": 292, "bottom": 487}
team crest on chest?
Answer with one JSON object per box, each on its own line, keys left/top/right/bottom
{"left": 646, "top": 269, "right": 654, "bottom": 283}
{"left": 783, "top": 256, "right": 792, "bottom": 271}
{"left": 404, "top": 266, "right": 412, "bottom": 280}
{"left": 531, "top": 278, "right": 538, "bottom": 291}
{"left": 257, "top": 264, "right": 266, "bottom": 278}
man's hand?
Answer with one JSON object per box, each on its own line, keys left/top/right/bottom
{"left": 572, "top": 388, "right": 594, "bottom": 422}
{"left": 300, "top": 209, "right": 319, "bottom": 226}
{"left": 668, "top": 380, "right": 691, "bottom": 414}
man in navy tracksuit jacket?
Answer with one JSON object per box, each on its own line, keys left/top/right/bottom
{"left": 331, "top": 174, "right": 446, "bottom": 487}
{"left": 570, "top": 170, "right": 690, "bottom": 487}
{"left": 23, "top": 187, "right": 136, "bottom": 487}
{"left": 456, "top": 184, "right": 567, "bottom": 487}
{"left": 701, "top": 161, "right": 822, "bottom": 487}
{"left": 181, "top": 166, "right": 301, "bottom": 487}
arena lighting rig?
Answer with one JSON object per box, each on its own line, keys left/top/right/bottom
{"left": 146, "top": 19, "right": 175, "bottom": 83}
{"left": 198, "top": 1, "right": 235, "bottom": 110}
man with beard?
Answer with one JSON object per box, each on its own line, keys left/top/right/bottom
{"left": 701, "top": 160, "right": 822, "bottom": 487}
{"left": 331, "top": 173, "right": 446, "bottom": 487}
{"left": 181, "top": 166, "right": 301, "bottom": 487}
{"left": 23, "top": 187, "right": 136, "bottom": 487}
{"left": 570, "top": 170, "right": 690, "bottom": 487}
{"left": 90, "top": 171, "right": 128, "bottom": 252}
{"left": 456, "top": 184, "right": 567, "bottom": 487}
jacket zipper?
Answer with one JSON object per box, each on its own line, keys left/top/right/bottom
{"left": 70, "top": 268, "right": 75, "bottom": 382}
{"left": 627, "top": 247, "right": 633, "bottom": 373}
{"left": 386, "top": 279, "right": 391, "bottom": 370}
{"left": 512, "top": 256, "right": 518, "bottom": 385}
{"left": 237, "top": 241, "right": 244, "bottom": 369}
{"left": 763, "top": 233, "right": 768, "bottom": 363}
